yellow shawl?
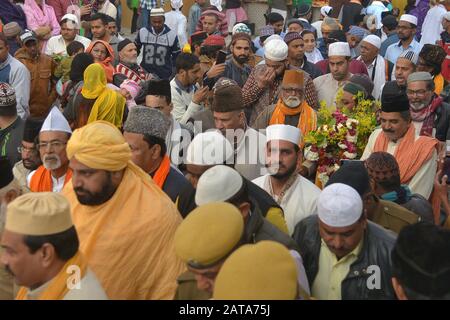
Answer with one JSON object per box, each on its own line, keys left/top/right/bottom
{"left": 81, "top": 63, "right": 126, "bottom": 128}
{"left": 62, "top": 121, "right": 185, "bottom": 299}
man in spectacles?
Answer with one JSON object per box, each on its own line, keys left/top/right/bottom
{"left": 12, "top": 118, "right": 43, "bottom": 192}
{"left": 406, "top": 71, "right": 450, "bottom": 142}
{"left": 385, "top": 14, "right": 423, "bottom": 65}
{"left": 27, "top": 108, "right": 72, "bottom": 193}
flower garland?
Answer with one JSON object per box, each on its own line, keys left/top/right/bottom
{"left": 303, "top": 91, "right": 378, "bottom": 186}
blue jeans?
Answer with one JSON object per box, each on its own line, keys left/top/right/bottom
{"left": 142, "top": 7, "right": 150, "bottom": 29}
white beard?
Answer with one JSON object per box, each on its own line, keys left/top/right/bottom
{"left": 410, "top": 102, "right": 427, "bottom": 111}
{"left": 282, "top": 96, "right": 301, "bottom": 108}
{"left": 43, "top": 154, "right": 62, "bottom": 170}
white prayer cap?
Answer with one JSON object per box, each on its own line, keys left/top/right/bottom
{"left": 264, "top": 39, "right": 288, "bottom": 61}
{"left": 150, "top": 8, "right": 165, "bottom": 17}
{"left": 445, "top": 12, "right": 450, "bottom": 21}
{"left": 186, "top": 131, "right": 234, "bottom": 165}
{"left": 170, "top": 0, "right": 183, "bottom": 10}
{"left": 61, "top": 13, "right": 79, "bottom": 29}
{"left": 263, "top": 34, "right": 283, "bottom": 45}
{"left": 400, "top": 14, "right": 418, "bottom": 26}
{"left": 40, "top": 107, "right": 72, "bottom": 134}
{"left": 320, "top": 6, "right": 332, "bottom": 17}
{"left": 210, "top": 0, "right": 222, "bottom": 12}
{"left": 328, "top": 42, "right": 351, "bottom": 57}
{"left": 318, "top": 183, "right": 363, "bottom": 227}
{"left": 266, "top": 124, "right": 301, "bottom": 146}
{"left": 195, "top": 165, "right": 243, "bottom": 206}
{"left": 398, "top": 50, "right": 419, "bottom": 65}
{"left": 362, "top": 34, "right": 381, "bottom": 49}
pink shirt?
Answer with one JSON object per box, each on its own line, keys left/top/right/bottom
{"left": 46, "top": 0, "right": 72, "bottom": 22}
{"left": 23, "top": 0, "right": 61, "bottom": 52}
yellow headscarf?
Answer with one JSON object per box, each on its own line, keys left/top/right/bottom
{"left": 81, "top": 64, "right": 126, "bottom": 128}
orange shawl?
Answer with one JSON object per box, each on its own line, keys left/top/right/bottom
{"left": 152, "top": 155, "right": 171, "bottom": 189}
{"left": 30, "top": 166, "right": 73, "bottom": 192}
{"left": 269, "top": 99, "right": 317, "bottom": 145}
{"left": 86, "top": 40, "right": 115, "bottom": 83}
{"left": 16, "top": 251, "right": 87, "bottom": 300}
{"left": 373, "top": 124, "right": 438, "bottom": 184}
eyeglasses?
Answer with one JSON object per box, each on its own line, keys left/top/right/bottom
{"left": 17, "top": 146, "right": 37, "bottom": 154}
{"left": 406, "top": 89, "right": 428, "bottom": 96}
{"left": 37, "top": 141, "right": 67, "bottom": 151}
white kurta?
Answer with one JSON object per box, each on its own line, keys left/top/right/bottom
{"left": 27, "top": 170, "right": 68, "bottom": 193}
{"left": 357, "top": 55, "right": 385, "bottom": 100}
{"left": 313, "top": 73, "right": 351, "bottom": 109}
{"left": 361, "top": 128, "right": 437, "bottom": 199}
{"left": 419, "top": 5, "right": 447, "bottom": 47}
{"left": 252, "top": 174, "right": 321, "bottom": 235}
{"left": 165, "top": 10, "right": 188, "bottom": 47}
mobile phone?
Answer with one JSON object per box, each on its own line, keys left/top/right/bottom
{"left": 216, "top": 50, "right": 227, "bottom": 64}
{"left": 206, "top": 77, "right": 217, "bottom": 90}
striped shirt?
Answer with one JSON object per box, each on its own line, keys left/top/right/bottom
{"left": 114, "top": 63, "right": 149, "bottom": 84}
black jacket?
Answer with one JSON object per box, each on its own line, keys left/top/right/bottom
{"left": 302, "top": 57, "right": 323, "bottom": 80}
{"left": 177, "top": 177, "right": 284, "bottom": 219}
{"left": 434, "top": 99, "right": 450, "bottom": 141}
{"left": 292, "top": 215, "right": 397, "bottom": 300}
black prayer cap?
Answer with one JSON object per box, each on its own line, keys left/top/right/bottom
{"left": 146, "top": 79, "right": 171, "bottom": 98}
{"left": 0, "top": 156, "right": 14, "bottom": 189}
{"left": 381, "top": 81, "right": 410, "bottom": 113}
{"left": 118, "top": 38, "right": 133, "bottom": 52}
{"left": 23, "top": 117, "right": 43, "bottom": 143}
{"left": 325, "top": 161, "right": 371, "bottom": 197}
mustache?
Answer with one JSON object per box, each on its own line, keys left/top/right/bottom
{"left": 382, "top": 129, "right": 395, "bottom": 134}
{"left": 74, "top": 187, "right": 93, "bottom": 196}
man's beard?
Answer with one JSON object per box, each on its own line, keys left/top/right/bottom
{"left": 267, "top": 162, "right": 297, "bottom": 180}
{"left": 43, "top": 154, "right": 62, "bottom": 170}
{"left": 121, "top": 57, "right": 138, "bottom": 65}
{"left": 282, "top": 96, "right": 301, "bottom": 108}
{"left": 233, "top": 54, "right": 249, "bottom": 65}
{"left": 23, "top": 156, "right": 41, "bottom": 171}
{"left": 74, "top": 175, "right": 117, "bottom": 206}
{"left": 333, "top": 72, "right": 347, "bottom": 81}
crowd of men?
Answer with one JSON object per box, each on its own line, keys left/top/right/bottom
{"left": 0, "top": 0, "right": 450, "bottom": 300}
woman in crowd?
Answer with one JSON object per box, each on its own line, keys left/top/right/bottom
{"left": 85, "top": 40, "right": 115, "bottom": 83}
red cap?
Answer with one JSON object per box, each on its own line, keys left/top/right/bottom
{"left": 203, "top": 35, "right": 225, "bottom": 47}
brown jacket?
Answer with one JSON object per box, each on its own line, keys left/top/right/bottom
{"left": 370, "top": 199, "right": 421, "bottom": 234}
{"left": 15, "top": 48, "right": 57, "bottom": 118}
